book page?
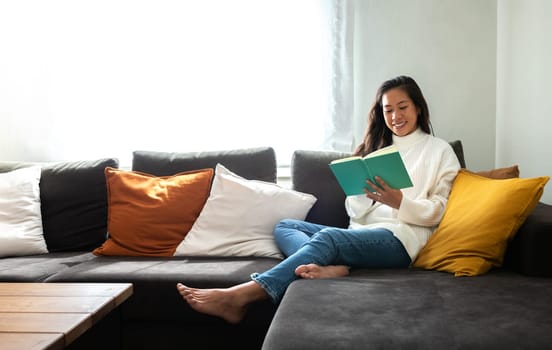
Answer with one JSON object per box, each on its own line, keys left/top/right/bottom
{"left": 364, "top": 145, "right": 398, "bottom": 159}
{"left": 330, "top": 155, "right": 362, "bottom": 164}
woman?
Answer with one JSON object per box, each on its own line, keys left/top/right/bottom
{"left": 177, "top": 75, "right": 460, "bottom": 324}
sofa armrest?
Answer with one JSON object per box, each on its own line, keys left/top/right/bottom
{"left": 504, "top": 202, "right": 552, "bottom": 277}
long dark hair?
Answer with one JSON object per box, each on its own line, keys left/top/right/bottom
{"left": 354, "top": 75, "right": 432, "bottom": 156}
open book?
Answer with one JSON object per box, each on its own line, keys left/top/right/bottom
{"left": 329, "top": 145, "right": 413, "bottom": 196}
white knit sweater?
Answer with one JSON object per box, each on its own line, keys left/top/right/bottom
{"left": 345, "top": 128, "right": 460, "bottom": 261}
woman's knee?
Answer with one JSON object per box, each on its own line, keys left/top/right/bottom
{"left": 274, "top": 219, "right": 306, "bottom": 243}
{"left": 274, "top": 219, "right": 299, "bottom": 238}
{"left": 275, "top": 218, "right": 300, "bottom": 229}
{"left": 310, "top": 228, "right": 340, "bottom": 247}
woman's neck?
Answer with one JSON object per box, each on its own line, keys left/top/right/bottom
{"left": 392, "top": 128, "right": 428, "bottom": 149}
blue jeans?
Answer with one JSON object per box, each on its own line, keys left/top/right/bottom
{"left": 251, "top": 219, "right": 411, "bottom": 303}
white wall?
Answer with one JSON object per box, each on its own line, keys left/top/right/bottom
{"left": 353, "top": 0, "right": 497, "bottom": 171}
{"left": 497, "top": 0, "right": 552, "bottom": 204}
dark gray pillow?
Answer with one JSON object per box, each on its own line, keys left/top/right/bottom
{"left": 132, "top": 147, "right": 277, "bottom": 182}
{"left": 0, "top": 158, "right": 118, "bottom": 252}
{"left": 449, "top": 140, "right": 466, "bottom": 168}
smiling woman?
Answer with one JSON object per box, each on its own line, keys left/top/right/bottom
{"left": 382, "top": 89, "right": 419, "bottom": 137}
{"left": 0, "top": 0, "right": 353, "bottom": 167}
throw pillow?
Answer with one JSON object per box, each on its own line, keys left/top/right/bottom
{"left": 39, "top": 158, "right": 120, "bottom": 252}
{"left": 93, "top": 167, "right": 213, "bottom": 257}
{"left": 475, "top": 164, "right": 519, "bottom": 179}
{"left": 0, "top": 158, "right": 119, "bottom": 252}
{"left": 0, "top": 166, "right": 48, "bottom": 257}
{"left": 413, "top": 169, "right": 549, "bottom": 276}
{"left": 174, "top": 163, "right": 318, "bottom": 259}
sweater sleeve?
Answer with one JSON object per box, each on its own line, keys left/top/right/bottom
{"left": 397, "top": 145, "right": 460, "bottom": 227}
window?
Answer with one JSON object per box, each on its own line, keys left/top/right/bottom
{"left": 0, "top": 1, "right": 353, "bottom": 167}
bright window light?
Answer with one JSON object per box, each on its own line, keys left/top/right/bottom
{"left": 0, "top": 0, "right": 335, "bottom": 166}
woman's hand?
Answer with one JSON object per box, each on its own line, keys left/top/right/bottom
{"left": 364, "top": 176, "right": 403, "bottom": 209}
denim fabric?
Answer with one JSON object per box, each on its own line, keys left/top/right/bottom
{"left": 252, "top": 219, "right": 411, "bottom": 303}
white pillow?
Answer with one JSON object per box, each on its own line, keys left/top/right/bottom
{"left": 0, "top": 166, "right": 48, "bottom": 257}
{"left": 174, "top": 163, "right": 317, "bottom": 259}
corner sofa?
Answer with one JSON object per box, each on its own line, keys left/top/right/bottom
{"left": 1, "top": 143, "right": 551, "bottom": 350}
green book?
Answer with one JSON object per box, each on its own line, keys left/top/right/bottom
{"left": 329, "top": 145, "right": 413, "bottom": 196}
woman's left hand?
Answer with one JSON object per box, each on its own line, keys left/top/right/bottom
{"left": 364, "top": 176, "right": 403, "bottom": 209}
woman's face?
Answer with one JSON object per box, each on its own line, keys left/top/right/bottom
{"left": 382, "top": 88, "right": 419, "bottom": 137}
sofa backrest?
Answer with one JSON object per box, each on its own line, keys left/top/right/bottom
{"left": 132, "top": 147, "right": 277, "bottom": 182}
{"left": 0, "top": 148, "right": 277, "bottom": 254}
{"left": 291, "top": 140, "right": 465, "bottom": 228}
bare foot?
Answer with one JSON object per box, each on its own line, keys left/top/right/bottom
{"left": 176, "top": 281, "right": 267, "bottom": 324}
{"left": 295, "top": 264, "right": 350, "bottom": 279}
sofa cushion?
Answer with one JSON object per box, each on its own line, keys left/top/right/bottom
{"left": 45, "top": 254, "right": 280, "bottom": 349}
{"left": 45, "top": 255, "right": 280, "bottom": 323}
{"left": 263, "top": 269, "right": 552, "bottom": 350}
{"left": 291, "top": 150, "right": 350, "bottom": 228}
{"left": 0, "top": 158, "right": 119, "bottom": 252}
{"left": 448, "top": 139, "right": 466, "bottom": 168}
{"left": 174, "top": 164, "right": 316, "bottom": 259}
{"left": 0, "top": 166, "right": 48, "bottom": 257}
{"left": 413, "top": 170, "right": 549, "bottom": 276}
{"left": 93, "top": 167, "right": 214, "bottom": 257}
{"left": 475, "top": 164, "right": 519, "bottom": 179}
{"left": 132, "top": 147, "right": 277, "bottom": 182}
{"left": 0, "top": 252, "right": 97, "bottom": 282}
{"left": 504, "top": 201, "right": 552, "bottom": 276}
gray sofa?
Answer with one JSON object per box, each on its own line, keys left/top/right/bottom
{"left": 1, "top": 143, "right": 551, "bottom": 350}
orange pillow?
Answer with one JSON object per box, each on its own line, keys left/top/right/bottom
{"left": 475, "top": 165, "right": 519, "bottom": 179}
{"left": 93, "top": 167, "right": 213, "bottom": 257}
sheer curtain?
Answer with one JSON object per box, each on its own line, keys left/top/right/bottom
{"left": 0, "top": 0, "right": 354, "bottom": 167}
{"left": 322, "top": 0, "right": 355, "bottom": 154}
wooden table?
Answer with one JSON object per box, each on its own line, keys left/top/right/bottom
{"left": 0, "top": 283, "right": 133, "bottom": 350}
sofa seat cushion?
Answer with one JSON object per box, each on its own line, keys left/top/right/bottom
{"left": 0, "top": 252, "right": 96, "bottom": 282}
{"left": 263, "top": 268, "right": 552, "bottom": 350}
{"left": 45, "top": 256, "right": 280, "bottom": 323}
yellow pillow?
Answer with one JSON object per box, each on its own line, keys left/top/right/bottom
{"left": 413, "top": 170, "right": 549, "bottom": 276}
{"left": 93, "top": 167, "right": 213, "bottom": 257}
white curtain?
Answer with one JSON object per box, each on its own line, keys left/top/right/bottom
{"left": 321, "top": 0, "right": 355, "bottom": 153}
{"left": 0, "top": 0, "right": 355, "bottom": 166}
